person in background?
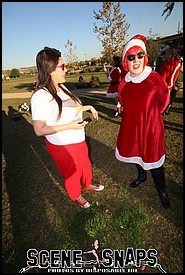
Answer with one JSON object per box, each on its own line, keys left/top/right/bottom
{"left": 18, "top": 102, "right": 31, "bottom": 113}
{"left": 74, "top": 75, "right": 86, "bottom": 89}
{"left": 89, "top": 75, "right": 100, "bottom": 88}
{"left": 32, "top": 81, "right": 37, "bottom": 92}
{"left": 115, "top": 34, "right": 171, "bottom": 208}
{"left": 155, "top": 44, "right": 170, "bottom": 73}
{"left": 31, "top": 47, "right": 104, "bottom": 209}
{"left": 158, "top": 45, "right": 183, "bottom": 115}
{"left": 103, "top": 55, "right": 122, "bottom": 117}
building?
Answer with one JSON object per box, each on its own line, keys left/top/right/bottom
{"left": 159, "top": 32, "right": 183, "bottom": 53}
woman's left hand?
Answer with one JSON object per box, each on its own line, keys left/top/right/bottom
{"left": 82, "top": 105, "right": 98, "bottom": 120}
{"left": 90, "top": 106, "right": 98, "bottom": 120}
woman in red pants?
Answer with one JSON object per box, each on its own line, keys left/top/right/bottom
{"left": 31, "top": 47, "right": 104, "bottom": 208}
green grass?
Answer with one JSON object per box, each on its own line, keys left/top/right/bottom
{"left": 2, "top": 72, "right": 109, "bottom": 93}
{"left": 177, "top": 70, "right": 183, "bottom": 82}
{"left": 2, "top": 76, "right": 183, "bottom": 273}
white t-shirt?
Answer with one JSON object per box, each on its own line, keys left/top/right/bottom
{"left": 31, "top": 84, "right": 85, "bottom": 145}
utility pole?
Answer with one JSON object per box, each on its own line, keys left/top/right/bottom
{"left": 177, "top": 21, "right": 180, "bottom": 33}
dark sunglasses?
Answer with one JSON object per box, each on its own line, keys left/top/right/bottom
{"left": 56, "top": 64, "right": 66, "bottom": 71}
{"left": 127, "top": 52, "right": 145, "bottom": 62}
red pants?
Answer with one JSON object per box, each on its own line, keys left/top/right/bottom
{"left": 45, "top": 139, "right": 92, "bottom": 200}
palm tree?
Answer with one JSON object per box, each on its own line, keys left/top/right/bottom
{"left": 161, "top": 2, "right": 175, "bottom": 20}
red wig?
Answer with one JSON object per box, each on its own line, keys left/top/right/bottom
{"left": 122, "top": 45, "right": 148, "bottom": 72}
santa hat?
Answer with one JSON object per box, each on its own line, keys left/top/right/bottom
{"left": 122, "top": 34, "right": 147, "bottom": 61}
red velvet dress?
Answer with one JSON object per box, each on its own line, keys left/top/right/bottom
{"left": 159, "top": 57, "right": 182, "bottom": 92}
{"left": 115, "top": 67, "right": 170, "bottom": 170}
{"left": 106, "top": 66, "right": 121, "bottom": 98}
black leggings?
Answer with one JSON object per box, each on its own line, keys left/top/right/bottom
{"left": 136, "top": 164, "right": 166, "bottom": 190}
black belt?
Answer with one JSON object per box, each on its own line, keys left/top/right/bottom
{"left": 110, "top": 81, "right": 120, "bottom": 86}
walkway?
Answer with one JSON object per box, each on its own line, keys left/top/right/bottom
{"left": 2, "top": 87, "right": 107, "bottom": 100}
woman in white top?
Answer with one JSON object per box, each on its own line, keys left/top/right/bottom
{"left": 31, "top": 47, "right": 104, "bottom": 208}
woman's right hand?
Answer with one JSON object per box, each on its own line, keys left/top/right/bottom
{"left": 69, "top": 119, "right": 88, "bottom": 129}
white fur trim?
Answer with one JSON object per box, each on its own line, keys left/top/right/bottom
{"left": 125, "top": 66, "right": 152, "bottom": 83}
{"left": 168, "top": 62, "right": 181, "bottom": 90}
{"left": 122, "top": 39, "right": 146, "bottom": 61}
{"left": 106, "top": 92, "right": 118, "bottom": 98}
{"left": 115, "top": 148, "right": 165, "bottom": 170}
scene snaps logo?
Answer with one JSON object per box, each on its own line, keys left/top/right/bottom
{"left": 19, "top": 239, "right": 167, "bottom": 273}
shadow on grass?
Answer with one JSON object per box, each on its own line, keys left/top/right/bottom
{"left": 86, "top": 135, "right": 183, "bottom": 216}
{"left": 164, "top": 120, "right": 183, "bottom": 133}
{"left": 2, "top": 99, "right": 183, "bottom": 272}
{"left": 167, "top": 106, "right": 183, "bottom": 114}
{"left": 79, "top": 93, "right": 121, "bottom": 123}
{"left": 65, "top": 81, "right": 109, "bottom": 91}
{"left": 2, "top": 107, "right": 76, "bottom": 272}
{"left": 14, "top": 83, "right": 33, "bottom": 91}
{"left": 173, "top": 96, "right": 183, "bottom": 104}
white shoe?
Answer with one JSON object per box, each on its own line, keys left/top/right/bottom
{"left": 76, "top": 195, "right": 90, "bottom": 208}
{"left": 89, "top": 183, "right": 104, "bottom": 191}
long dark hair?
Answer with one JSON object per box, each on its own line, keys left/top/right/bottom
{"left": 163, "top": 45, "right": 180, "bottom": 64}
{"left": 34, "top": 47, "right": 81, "bottom": 118}
{"left": 113, "top": 55, "right": 121, "bottom": 69}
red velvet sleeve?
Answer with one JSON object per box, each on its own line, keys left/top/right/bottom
{"left": 154, "top": 71, "right": 170, "bottom": 114}
{"left": 118, "top": 78, "right": 126, "bottom": 102}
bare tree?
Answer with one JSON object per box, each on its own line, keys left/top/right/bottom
{"left": 64, "top": 39, "right": 78, "bottom": 66}
{"left": 93, "top": 2, "right": 130, "bottom": 62}
{"left": 146, "top": 28, "right": 162, "bottom": 68}
{"left": 161, "top": 2, "right": 175, "bottom": 20}
{"left": 146, "top": 39, "right": 162, "bottom": 68}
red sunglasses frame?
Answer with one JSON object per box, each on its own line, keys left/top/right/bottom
{"left": 56, "top": 64, "right": 66, "bottom": 71}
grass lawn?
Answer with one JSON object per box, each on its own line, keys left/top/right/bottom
{"left": 2, "top": 74, "right": 183, "bottom": 273}
{"left": 2, "top": 72, "right": 109, "bottom": 94}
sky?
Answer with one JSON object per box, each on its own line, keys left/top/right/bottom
{"left": 2, "top": 2, "right": 183, "bottom": 70}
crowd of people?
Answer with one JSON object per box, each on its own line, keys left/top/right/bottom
{"left": 30, "top": 36, "right": 182, "bottom": 210}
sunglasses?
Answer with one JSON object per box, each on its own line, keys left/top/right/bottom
{"left": 127, "top": 52, "right": 145, "bottom": 62}
{"left": 56, "top": 64, "right": 66, "bottom": 71}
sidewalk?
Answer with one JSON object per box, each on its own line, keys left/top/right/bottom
{"left": 2, "top": 87, "right": 107, "bottom": 100}
{"left": 2, "top": 92, "right": 32, "bottom": 100}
